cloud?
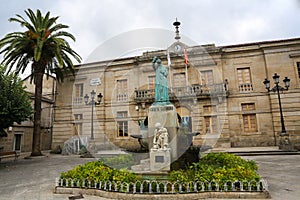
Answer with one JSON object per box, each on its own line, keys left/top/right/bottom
{"left": 0, "top": 0, "right": 300, "bottom": 66}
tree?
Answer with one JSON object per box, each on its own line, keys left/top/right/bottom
{"left": 0, "top": 65, "right": 33, "bottom": 137}
{"left": 0, "top": 9, "right": 81, "bottom": 156}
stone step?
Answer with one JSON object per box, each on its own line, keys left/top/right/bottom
{"left": 131, "top": 165, "right": 144, "bottom": 171}
{"left": 131, "top": 158, "right": 151, "bottom": 172}
{"left": 93, "top": 150, "right": 128, "bottom": 158}
{"left": 140, "top": 159, "right": 150, "bottom": 164}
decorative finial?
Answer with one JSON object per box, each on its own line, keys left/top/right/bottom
{"left": 173, "top": 18, "right": 181, "bottom": 41}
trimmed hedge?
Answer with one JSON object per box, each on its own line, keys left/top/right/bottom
{"left": 169, "top": 153, "right": 260, "bottom": 183}
{"left": 60, "top": 161, "right": 140, "bottom": 184}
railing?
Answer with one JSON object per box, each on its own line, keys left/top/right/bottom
{"left": 239, "top": 83, "right": 253, "bottom": 93}
{"left": 134, "top": 83, "right": 228, "bottom": 102}
{"left": 73, "top": 97, "right": 83, "bottom": 105}
{"left": 117, "top": 93, "right": 128, "bottom": 102}
{"left": 56, "top": 178, "right": 268, "bottom": 194}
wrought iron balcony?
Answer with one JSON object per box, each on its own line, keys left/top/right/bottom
{"left": 134, "top": 83, "right": 229, "bottom": 103}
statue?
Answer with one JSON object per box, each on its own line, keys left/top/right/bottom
{"left": 153, "top": 122, "right": 169, "bottom": 149}
{"left": 152, "top": 56, "right": 170, "bottom": 104}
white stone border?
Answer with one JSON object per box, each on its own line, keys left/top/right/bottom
{"left": 55, "top": 187, "right": 271, "bottom": 199}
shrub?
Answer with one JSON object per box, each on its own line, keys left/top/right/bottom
{"left": 169, "top": 153, "right": 260, "bottom": 184}
{"left": 60, "top": 161, "right": 141, "bottom": 185}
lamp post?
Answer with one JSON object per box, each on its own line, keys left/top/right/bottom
{"left": 263, "top": 73, "right": 291, "bottom": 148}
{"left": 84, "top": 90, "right": 103, "bottom": 140}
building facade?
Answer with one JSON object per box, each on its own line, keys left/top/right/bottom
{"left": 52, "top": 38, "right": 300, "bottom": 151}
{"left": 0, "top": 75, "right": 56, "bottom": 152}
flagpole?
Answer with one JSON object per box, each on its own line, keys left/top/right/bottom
{"left": 167, "top": 50, "right": 173, "bottom": 93}
{"left": 185, "top": 63, "right": 189, "bottom": 93}
{"left": 184, "top": 49, "right": 189, "bottom": 93}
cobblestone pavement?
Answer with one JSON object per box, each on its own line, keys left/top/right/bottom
{"left": 0, "top": 153, "right": 299, "bottom": 200}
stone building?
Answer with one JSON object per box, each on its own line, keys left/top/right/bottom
{"left": 0, "top": 75, "right": 56, "bottom": 152}
{"left": 52, "top": 36, "right": 300, "bottom": 151}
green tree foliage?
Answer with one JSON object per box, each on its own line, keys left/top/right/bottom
{"left": 0, "top": 65, "right": 33, "bottom": 136}
{"left": 0, "top": 9, "right": 81, "bottom": 155}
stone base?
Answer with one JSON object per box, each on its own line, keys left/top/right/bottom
{"left": 150, "top": 148, "right": 171, "bottom": 172}
{"left": 148, "top": 104, "right": 178, "bottom": 161}
{"left": 279, "top": 135, "right": 293, "bottom": 151}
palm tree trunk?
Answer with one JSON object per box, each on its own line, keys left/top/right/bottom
{"left": 31, "top": 69, "right": 44, "bottom": 156}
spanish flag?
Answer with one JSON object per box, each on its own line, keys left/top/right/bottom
{"left": 184, "top": 48, "right": 189, "bottom": 65}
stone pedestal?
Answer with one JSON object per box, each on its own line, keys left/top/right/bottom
{"left": 279, "top": 134, "right": 293, "bottom": 151}
{"left": 148, "top": 104, "right": 178, "bottom": 161}
{"left": 150, "top": 148, "right": 171, "bottom": 172}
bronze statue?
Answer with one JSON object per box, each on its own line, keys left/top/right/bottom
{"left": 152, "top": 56, "right": 170, "bottom": 104}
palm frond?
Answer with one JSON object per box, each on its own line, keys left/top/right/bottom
{"left": 0, "top": 8, "right": 82, "bottom": 83}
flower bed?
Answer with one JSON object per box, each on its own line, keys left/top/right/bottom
{"left": 57, "top": 153, "right": 268, "bottom": 196}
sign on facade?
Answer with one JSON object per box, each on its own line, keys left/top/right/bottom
{"left": 90, "top": 78, "right": 101, "bottom": 86}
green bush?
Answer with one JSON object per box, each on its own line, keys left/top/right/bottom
{"left": 60, "top": 153, "right": 261, "bottom": 191}
{"left": 169, "top": 153, "right": 260, "bottom": 184}
{"left": 60, "top": 161, "right": 141, "bottom": 185}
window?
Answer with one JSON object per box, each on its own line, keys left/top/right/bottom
{"left": 14, "top": 132, "right": 23, "bottom": 151}
{"left": 203, "top": 105, "right": 218, "bottom": 134}
{"left": 200, "top": 70, "right": 213, "bottom": 85}
{"left": 148, "top": 75, "right": 155, "bottom": 89}
{"left": 117, "top": 79, "right": 128, "bottom": 101}
{"left": 242, "top": 103, "right": 255, "bottom": 111}
{"left": 203, "top": 105, "right": 217, "bottom": 113}
{"left": 297, "top": 62, "right": 300, "bottom": 79}
{"left": 204, "top": 116, "right": 218, "bottom": 134}
{"left": 73, "top": 114, "right": 83, "bottom": 135}
{"left": 173, "top": 73, "right": 186, "bottom": 88}
{"left": 74, "top": 83, "right": 84, "bottom": 104}
{"left": 237, "top": 67, "right": 253, "bottom": 92}
{"left": 173, "top": 73, "right": 186, "bottom": 95}
{"left": 117, "top": 111, "right": 128, "bottom": 137}
{"left": 75, "top": 83, "right": 83, "bottom": 97}
{"left": 242, "top": 103, "right": 257, "bottom": 132}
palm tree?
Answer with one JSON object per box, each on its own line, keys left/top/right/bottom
{"left": 0, "top": 9, "right": 81, "bottom": 156}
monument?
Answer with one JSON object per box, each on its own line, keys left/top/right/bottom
{"left": 149, "top": 56, "right": 178, "bottom": 172}
{"left": 152, "top": 56, "right": 170, "bottom": 104}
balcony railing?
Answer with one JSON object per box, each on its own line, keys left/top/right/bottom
{"left": 73, "top": 97, "right": 83, "bottom": 105}
{"left": 134, "top": 83, "right": 228, "bottom": 102}
{"left": 239, "top": 83, "right": 253, "bottom": 93}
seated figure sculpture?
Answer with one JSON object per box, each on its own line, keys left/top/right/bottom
{"left": 153, "top": 122, "right": 169, "bottom": 150}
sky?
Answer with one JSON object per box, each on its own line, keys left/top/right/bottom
{"left": 1, "top": 0, "right": 300, "bottom": 67}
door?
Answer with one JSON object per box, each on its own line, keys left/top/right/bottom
{"left": 14, "top": 133, "right": 23, "bottom": 152}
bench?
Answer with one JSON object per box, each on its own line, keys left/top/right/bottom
{"left": 0, "top": 151, "right": 19, "bottom": 162}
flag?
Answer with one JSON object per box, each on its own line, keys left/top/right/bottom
{"left": 184, "top": 48, "right": 189, "bottom": 65}
{"left": 184, "top": 48, "right": 189, "bottom": 91}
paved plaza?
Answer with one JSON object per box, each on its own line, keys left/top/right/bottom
{"left": 0, "top": 152, "right": 299, "bottom": 200}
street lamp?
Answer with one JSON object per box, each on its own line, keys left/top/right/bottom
{"left": 263, "top": 73, "right": 290, "bottom": 138}
{"left": 84, "top": 90, "right": 103, "bottom": 140}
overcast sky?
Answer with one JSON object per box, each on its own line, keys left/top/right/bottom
{"left": 1, "top": 0, "right": 300, "bottom": 65}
